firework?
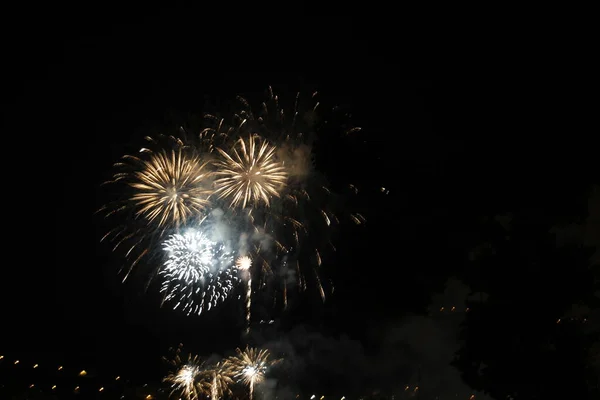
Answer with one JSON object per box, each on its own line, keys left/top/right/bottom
{"left": 204, "top": 361, "right": 235, "bottom": 400}
{"left": 214, "top": 135, "right": 288, "bottom": 209}
{"left": 160, "top": 229, "right": 238, "bottom": 315}
{"left": 163, "top": 345, "right": 204, "bottom": 400}
{"left": 129, "top": 148, "right": 212, "bottom": 228}
{"left": 203, "top": 87, "right": 364, "bottom": 309}
{"left": 100, "top": 87, "right": 365, "bottom": 323}
{"left": 236, "top": 256, "right": 253, "bottom": 333}
{"left": 226, "top": 346, "right": 281, "bottom": 400}
{"left": 100, "top": 136, "right": 215, "bottom": 283}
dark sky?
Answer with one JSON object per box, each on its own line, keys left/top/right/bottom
{"left": 5, "top": 9, "right": 431, "bottom": 382}
{"left": 4, "top": 8, "right": 599, "bottom": 399}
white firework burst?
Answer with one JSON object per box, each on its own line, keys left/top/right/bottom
{"left": 159, "top": 229, "right": 238, "bottom": 315}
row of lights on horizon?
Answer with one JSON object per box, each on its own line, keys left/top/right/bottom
{"left": 434, "top": 306, "right": 592, "bottom": 324}
{"left": 1, "top": 357, "right": 122, "bottom": 379}
{"left": 0, "top": 355, "right": 156, "bottom": 398}
{"left": 436, "top": 306, "right": 470, "bottom": 312}
{"left": 303, "top": 394, "right": 476, "bottom": 400}
{"left": 1, "top": 355, "right": 479, "bottom": 399}
{"left": 299, "top": 386, "right": 477, "bottom": 399}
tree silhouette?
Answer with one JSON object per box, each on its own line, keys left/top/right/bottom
{"left": 454, "top": 205, "right": 599, "bottom": 399}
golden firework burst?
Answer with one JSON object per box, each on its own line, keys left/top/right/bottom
{"left": 226, "top": 346, "right": 281, "bottom": 400}
{"left": 200, "top": 361, "right": 235, "bottom": 400}
{"left": 214, "top": 135, "right": 287, "bottom": 208}
{"left": 128, "top": 148, "right": 212, "bottom": 228}
{"left": 163, "top": 345, "right": 205, "bottom": 400}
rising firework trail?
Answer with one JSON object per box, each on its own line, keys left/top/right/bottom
{"left": 236, "top": 255, "right": 253, "bottom": 334}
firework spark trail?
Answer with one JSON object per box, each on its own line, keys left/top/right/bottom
{"left": 160, "top": 229, "right": 237, "bottom": 315}
{"left": 236, "top": 256, "right": 253, "bottom": 334}
{"left": 245, "top": 275, "right": 252, "bottom": 334}
{"left": 214, "top": 135, "right": 287, "bottom": 209}
{"left": 314, "top": 268, "right": 325, "bottom": 302}
{"left": 283, "top": 278, "right": 288, "bottom": 310}
{"left": 211, "top": 376, "right": 218, "bottom": 400}
{"left": 204, "top": 362, "right": 235, "bottom": 400}
{"left": 226, "top": 347, "right": 281, "bottom": 400}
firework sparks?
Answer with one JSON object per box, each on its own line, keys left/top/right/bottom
{"left": 100, "top": 88, "right": 365, "bottom": 322}
{"left": 204, "top": 87, "right": 365, "bottom": 309}
{"left": 129, "top": 148, "right": 212, "bottom": 228}
{"left": 160, "top": 229, "right": 238, "bottom": 315}
{"left": 214, "top": 135, "right": 287, "bottom": 209}
{"left": 100, "top": 137, "right": 215, "bottom": 284}
{"left": 204, "top": 361, "right": 235, "bottom": 400}
{"left": 163, "top": 345, "right": 204, "bottom": 400}
{"left": 235, "top": 255, "right": 252, "bottom": 272}
{"left": 236, "top": 256, "right": 253, "bottom": 334}
{"left": 226, "top": 347, "right": 280, "bottom": 400}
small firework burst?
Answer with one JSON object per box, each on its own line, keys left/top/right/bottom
{"left": 226, "top": 346, "right": 281, "bottom": 400}
{"left": 235, "top": 255, "right": 252, "bottom": 271}
{"left": 163, "top": 345, "right": 205, "bottom": 400}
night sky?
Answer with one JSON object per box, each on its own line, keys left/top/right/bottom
{"left": 4, "top": 8, "right": 598, "bottom": 400}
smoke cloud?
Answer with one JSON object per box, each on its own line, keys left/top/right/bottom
{"left": 246, "top": 278, "right": 492, "bottom": 399}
